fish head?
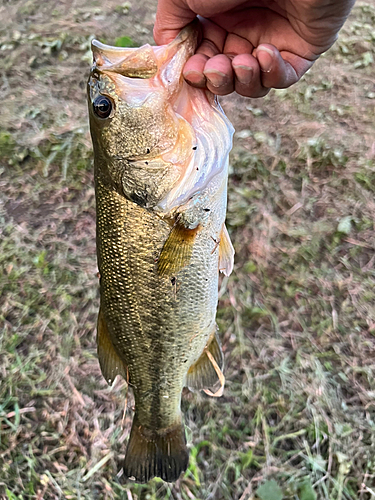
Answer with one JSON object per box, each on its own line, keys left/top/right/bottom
{"left": 88, "top": 25, "right": 197, "bottom": 177}
{"left": 88, "top": 23, "right": 233, "bottom": 210}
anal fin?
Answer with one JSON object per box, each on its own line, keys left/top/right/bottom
{"left": 97, "top": 307, "right": 127, "bottom": 386}
{"left": 219, "top": 224, "right": 234, "bottom": 277}
{"left": 157, "top": 220, "right": 199, "bottom": 276}
{"left": 186, "top": 329, "right": 224, "bottom": 395}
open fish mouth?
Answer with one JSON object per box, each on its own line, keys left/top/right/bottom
{"left": 90, "top": 22, "right": 198, "bottom": 81}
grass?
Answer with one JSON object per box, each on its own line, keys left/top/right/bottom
{"left": 1, "top": 0, "right": 375, "bottom": 498}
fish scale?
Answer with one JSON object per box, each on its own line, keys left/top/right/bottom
{"left": 88, "top": 23, "right": 234, "bottom": 483}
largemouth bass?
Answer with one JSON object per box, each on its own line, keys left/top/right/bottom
{"left": 87, "top": 24, "right": 234, "bottom": 484}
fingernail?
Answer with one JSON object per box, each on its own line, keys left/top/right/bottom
{"left": 233, "top": 65, "right": 253, "bottom": 85}
{"left": 257, "top": 46, "right": 274, "bottom": 73}
{"left": 184, "top": 70, "right": 206, "bottom": 87}
{"left": 204, "top": 69, "right": 228, "bottom": 88}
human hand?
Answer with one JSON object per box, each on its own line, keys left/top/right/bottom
{"left": 154, "top": 0, "right": 355, "bottom": 97}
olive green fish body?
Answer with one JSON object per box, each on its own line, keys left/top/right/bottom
{"left": 88, "top": 25, "right": 234, "bottom": 483}
{"left": 96, "top": 171, "right": 224, "bottom": 415}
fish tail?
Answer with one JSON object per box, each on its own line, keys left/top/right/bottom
{"left": 122, "top": 414, "right": 189, "bottom": 483}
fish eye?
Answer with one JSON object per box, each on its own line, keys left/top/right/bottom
{"left": 93, "top": 95, "right": 113, "bottom": 119}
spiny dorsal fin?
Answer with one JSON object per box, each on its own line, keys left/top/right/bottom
{"left": 97, "top": 308, "right": 128, "bottom": 385}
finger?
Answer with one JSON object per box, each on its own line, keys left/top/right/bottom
{"left": 183, "top": 17, "right": 227, "bottom": 90}
{"left": 223, "top": 32, "right": 254, "bottom": 57}
{"left": 183, "top": 54, "right": 209, "bottom": 87}
{"left": 203, "top": 54, "right": 234, "bottom": 96}
{"left": 256, "top": 44, "right": 314, "bottom": 89}
{"left": 195, "top": 16, "right": 227, "bottom": 56}
{"left": 232, "top": 54, "right": 270, "bottom": 98}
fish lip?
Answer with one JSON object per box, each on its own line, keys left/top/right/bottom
{"left": 91, "top": 39, "right": 131, "bottom": 52}
{"left": 91, "top": 20, "right": 199, "bottom": 54}
{"left": 89, "top": 21, "right": 199, "bottom": 81}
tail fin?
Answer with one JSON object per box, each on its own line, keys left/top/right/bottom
{"left": 122, "top": 415, "right": 189, "bottom": 483}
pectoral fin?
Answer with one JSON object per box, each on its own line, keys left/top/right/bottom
{"left": 157, "top": 220, "right": 199, "bottom": 276}
{"left": 97, "top": 308, "right": 128, "bottom": 386}
{"left": 186, "top": 329, "right": 225, "bottom": 396}
{"left": 219, "top": 224, "right": 235, "bottom": 277}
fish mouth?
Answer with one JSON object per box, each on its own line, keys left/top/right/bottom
{"left": 90, "top": 22, "right": 199, "bottom": 82}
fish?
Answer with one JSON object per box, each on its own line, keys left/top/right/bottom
{"left": 87, "top": 23, "right": 234, "bottom": 484}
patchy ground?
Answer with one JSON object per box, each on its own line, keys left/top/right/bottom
{"left": 1, "top": 0, "right": 375, "bottom": 499}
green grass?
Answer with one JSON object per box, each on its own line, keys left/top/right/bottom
{"left": 1, "top": 0, "right": 375, "bottom": 499}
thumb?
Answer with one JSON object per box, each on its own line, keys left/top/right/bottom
{"left": 153, "top": 0, "right": 197, "bottom": 45}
